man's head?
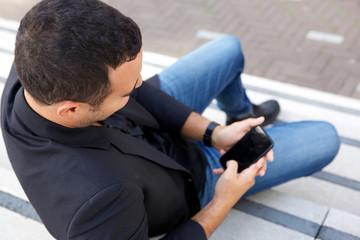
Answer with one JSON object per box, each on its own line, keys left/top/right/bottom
{"left": 15, "top": 0, "right": 142, "bottom": 108}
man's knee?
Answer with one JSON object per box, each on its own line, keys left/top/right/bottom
{"left": 216, "top": 35, "right": 244, "bottom": 70}
{"left": 317, "top": 121, "right": 340, "bottom": 163}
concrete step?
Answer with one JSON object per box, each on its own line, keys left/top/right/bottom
{"left": 212, "top": 189, "right": 360, "bottom": 240}
{"left": 0, "top": 207, "right": 53, "bottom": 240}
{"left": 211, "top": 209, "right": 314, "bottom": 240}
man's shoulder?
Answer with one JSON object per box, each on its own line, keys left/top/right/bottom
{"left": 6, "top": 136, "right": 140, "bottom": 238}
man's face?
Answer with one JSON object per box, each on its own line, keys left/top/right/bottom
{"left": 85, "top": 49, "right": 143, "bottom": 125}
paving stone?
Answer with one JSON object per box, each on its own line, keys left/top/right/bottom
{"left": 339, "top": 76, "right": 359, "bottom": 96}
{"left": 308, "top": 51, "right": 332, "bottom": 74}
{"left": 325, "top": 71, "right": 349, "bottom": 93}
{"left": 1, "top": 0, "right": 360, "bottom": 100}
{"left": 353, "top": 91, "right": 360, "bottom": 99}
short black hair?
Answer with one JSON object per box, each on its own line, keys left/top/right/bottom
{"left": 15, "top": 0, "right": 142, "bottom": 106}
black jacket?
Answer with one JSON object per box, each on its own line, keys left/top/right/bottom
{"left": 1, "top": 64, "right": 207, "bottom": 239}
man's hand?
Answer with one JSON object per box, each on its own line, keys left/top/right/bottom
{"left": 192, "top": 157, "right": 269, "bottom": 238}
{"left": 212, "top": 116, "right": 274, "bottom": 177}
{"left": 213, "top": 158, "right": 265, "bottom": 208}
{"left": 211, "top": 117, "right": 264, "bottom": 153}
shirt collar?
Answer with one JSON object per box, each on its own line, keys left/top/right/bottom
{"left": 13, "top": 87, "right": 110, "bottom": 150}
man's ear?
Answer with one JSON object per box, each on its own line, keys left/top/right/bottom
{"left": 56, "top": 101, "right": 82, "bottom": 118}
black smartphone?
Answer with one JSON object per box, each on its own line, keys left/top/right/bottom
{"left": 220, "top": 126, "right": 274, "bottom": 173}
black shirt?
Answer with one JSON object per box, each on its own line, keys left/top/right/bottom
{"left": 104, "top": 110, "right": 207, "bottom": 193}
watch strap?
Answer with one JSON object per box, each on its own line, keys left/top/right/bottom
{"left": 203, "top": 121, "right": 220, "bottom": 147}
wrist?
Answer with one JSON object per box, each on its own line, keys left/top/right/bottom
{"left": 211, "top": 194, "right": 234, "bottom": 211}
{"left": 203, "top": 121, "right": 220, "bottom": 147}
{"left": 192, "top": 196, "right": 233, "bottom": 238}
{"left": 210, "top": 124, "right": 225, "bottom": 149}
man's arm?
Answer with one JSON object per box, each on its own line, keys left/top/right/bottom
{"left": 192, "top": 159, "right": 265, "bottom": 238}
{"left": 181, "top": 112, "right": 274, "bottom": 238}
{"left": 133, "top": 80, "right": 193, "bottom": 132}
{"left": 181, "top": 111, "right": 265, "bottom": 155}
{"left": 179, "top": 111, "right": 210, "bottom": 142}
{"left": 136, "top": 77, "right": 274, "bottom": 238}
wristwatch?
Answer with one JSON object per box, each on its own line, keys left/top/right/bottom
{"left": 203, "top": 121, "right": 220, "bottom": 147}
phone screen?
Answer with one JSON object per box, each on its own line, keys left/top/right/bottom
{"left": 220, "top": 126, "right": 274, "bottom": 172}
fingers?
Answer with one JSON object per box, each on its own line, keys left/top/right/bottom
{"left": 266, "top": 149, "right": 274, "bottom": 162}
{"left": 240, "top": 159, "right": 263, "bottom": 179}
{"left": 228, "top": 117, "right": 264, "bottom": 133}
{"left": 226, "top": 160, "right": 239, "bottom": 175}
{"left": 256, "top": 150, "right": 274, "bottom": 176}
{"left": 219, "top": 149, "right": 226, "bottom": 155}
{"left": 231, "top": 117, "right": 265, "bottom": 139}
{"left": 215, "top": 117, "right": 266, "bottom": 152}
{"left": 243, "top": 116, "right": 265, "bottom": 128}
{"left": 213, "top": 168, "right": 225, "bottom": 175}
{"left": 225, "top": 160, "right": 261, "bottom": 188}
{"left": 215, "top": 149, "right": 273, "bottom": 177}
{"left": 257, "top": 157, "right": 267, "bottom": 177}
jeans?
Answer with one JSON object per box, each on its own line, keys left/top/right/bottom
{"left": 158, "top": 36, "right": 341, "bottom": 208}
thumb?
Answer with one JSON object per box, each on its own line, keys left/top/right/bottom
{"left": 247, "top": 116, "right": 265, "bottom": 128}
{"left": 225, "top": 160, "right": 239, "bottom": 174}
{"left": 240, "top": 159, "right": 263, "bottom": 178}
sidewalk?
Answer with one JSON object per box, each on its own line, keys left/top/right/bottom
{"left": 0, "top": 0, "right": 359, "bottom": 100}
{"left": 1, "top": 16, "right": 360, "bottom": 240}
{"left": 109, "top": 0, "right": 360, "bottom": 100}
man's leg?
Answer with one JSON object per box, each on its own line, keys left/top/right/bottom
{"left": 242, "top": 121, "right": 340, "bottom": 197}
{"left": 157, "top": 36, "right": 340, "bottom": 208}
{"left": 158, "top": 35, "right": 252, "bottom": 116}
{"left": 197, "top": 121, "right": 340, "bottom": 207}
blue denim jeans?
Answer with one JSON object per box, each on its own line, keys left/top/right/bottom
{"left": 158, "top": 36, "right": 340, "bottom": 208}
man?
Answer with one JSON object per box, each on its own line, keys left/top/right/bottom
{"left": 1, "top": 0, "right": 340, "bottom": 239}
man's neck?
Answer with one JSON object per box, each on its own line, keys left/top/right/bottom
{"left": 24, "top": 90, "right": 103, "bottom": 128}
{"left": 24, "top": 90, "right": 72, "bottom": 128}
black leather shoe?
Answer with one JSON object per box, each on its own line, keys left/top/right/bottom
{"left": 226, "top": 100, "right": 280, "bottom": 126}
